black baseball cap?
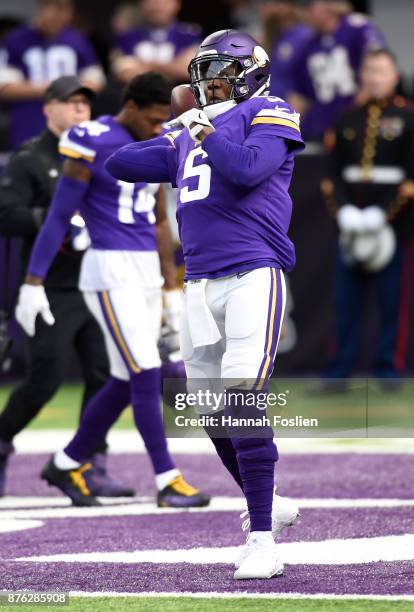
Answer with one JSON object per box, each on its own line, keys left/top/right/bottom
{"left": 44, "top": 76, "right": 95, "bottom": 103}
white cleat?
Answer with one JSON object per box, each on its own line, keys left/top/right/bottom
{"left": 271, "top": 494, "right": 300, "bottom": 537}
{"left": 233, "top": 532, "right": 284, "bottom": 580}
{"left": 235, "top": 495, "right": 299, "bottom": 569}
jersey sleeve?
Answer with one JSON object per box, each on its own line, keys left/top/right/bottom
{"left": 177, "top": 23, "right": 202, "bottom": 49}
{"left": 113, "top": 30, "right": 137, "bottom": 56}
{"left": 249, "top": 98, "right": 305, "bottom": 151}
{"left": 70, "top": 31, "right": 105, "bottom": 87}
{"left": 58, "top": 122, "right": 105, "bottom": 169}
{"left": 0, "top": 32, "right": 25, "bottom": 86}
{"left": 346, "top": 14, "right": 385, "bottom": 54}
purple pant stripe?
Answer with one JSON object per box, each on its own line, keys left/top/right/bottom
{"left": 254, "top": 268, "right": 275, "bottom": 387}
{"left": 97, "top": 291, "right": 141, "bottom": 374}
{"left": 268, "top": 268, "right": 284, "bottom": 367}
{"left": 254, "top": 268, "right": 284, "bottom": 388}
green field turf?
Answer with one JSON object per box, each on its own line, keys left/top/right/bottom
{"left": 6, "top": 596, "right": 414, "bottom": 612}
{"left": 0, "top": 384, "right": 135, "bottom": 430}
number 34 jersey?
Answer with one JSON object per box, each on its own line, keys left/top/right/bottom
{"left": 172, "top": 96, "right": 305, "bottom": 280}
{"left": 59, "top": 115, "right": 162, "bottom": 291}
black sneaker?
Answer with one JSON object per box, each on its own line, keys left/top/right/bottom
{"left": 85, "top": 453, "right": 135, "bottom": 497}
{"left": 41, "top": 458, "right": 101, "bottom": 507}
{"left": 157, "top": 474, "right": 210, "bottom": 508}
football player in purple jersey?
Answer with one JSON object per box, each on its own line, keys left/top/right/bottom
{"left": 261, "top": 0, "right": 312, "bottom": 101}
{"left": 0, "top": 0, "right": 105, "bottom": 149}
{"left": 111, "top": 0, "right": 201, "bottom": 84}
{"left": 288, "top": 0, "right": 385, "bottom": 140}
{"left": 14, "top": 72, "right": 210, "bottom": 510}
{"left": 106, "top": 30, "right": 303, "bottom": 580}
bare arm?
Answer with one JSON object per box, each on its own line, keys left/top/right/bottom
{"left": 157, "top": 45, "right": 198, "bottom": 82}
{"left": 112, "top": 45, "right": 198, "bottom": 84}
{"left": 0, "top": 81, "right": 48, "bottom": 101}
{"left": 155, "top": 185, "right": 178, "bottom": 290}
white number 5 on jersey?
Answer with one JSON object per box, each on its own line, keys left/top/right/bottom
{"left": 179, "top": 147, "right": 211, "bottom": 203}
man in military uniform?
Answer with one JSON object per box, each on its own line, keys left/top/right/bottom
{"left": 0, "top": 76, "right": 131, "bottom": 497}
{"left": 321, "top": 48, "right": 414, "bottom": 388}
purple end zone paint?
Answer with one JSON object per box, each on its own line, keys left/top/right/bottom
{"left": 1, "top": 452, "right": 414, "bottom": 596}
{"left": 5, "top": 453, "right": 414, "bottom": 499}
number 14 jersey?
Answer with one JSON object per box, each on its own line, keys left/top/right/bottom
{"left": 59, "top": 115, "right": 162, "bottom": 291}
{"left": 59, "top": 115, "right": 158, "bottom": 252}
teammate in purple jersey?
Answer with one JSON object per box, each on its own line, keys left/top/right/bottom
{"left": 14, "top": 72, "right": 209, "bottom": 509}
{"left": 107, "top": 30, "right": 303, "bottom": 580}
{"left": 0, "top": 0, "right": 105, "bottom": 149}
{"left": 289, "top": 0, "right": 385, "bottom": 140}
{"left": 112, "top": 0, "right": 201, "bottom": 84}
{"left": 261, "top": 0, "right": 312, "bottom": 100}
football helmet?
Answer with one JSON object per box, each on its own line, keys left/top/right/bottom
{"left": 189, "top": 29, "right": 270, "bottom": 109}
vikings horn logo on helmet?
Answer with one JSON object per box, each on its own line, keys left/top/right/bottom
{"left": 188, "top": 30, "right": 270, "bottom": 110}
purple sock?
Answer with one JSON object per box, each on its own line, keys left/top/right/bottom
{"left": 232, "top": 436, "right": 277, "bottom": 531}
{"left": 204, "top": 412, "right": 243, "bottom": 490}
{"left": 226, "top": 389, "right": 278, "bottom": 532}
{"left": 65, "top": 377, "right": 130, "bottom": 463}
{"left": 130, "top": 368, "right": 175, "bottom": 475}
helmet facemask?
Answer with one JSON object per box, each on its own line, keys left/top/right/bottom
{"left": 189, "top": 55, "right": 249, "bottom": 108}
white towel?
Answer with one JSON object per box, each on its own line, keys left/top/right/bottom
{"left": 185, "top": 279, "right": 222, "bottom": 348}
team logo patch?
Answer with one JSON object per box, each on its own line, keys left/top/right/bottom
{"left": 252, "top": 45, "right": 269, "bottom": 68}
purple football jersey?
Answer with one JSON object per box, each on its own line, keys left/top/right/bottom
{"left": 269, "top": 23, "right": 312, "bottom": 100}
{"left": 115, "top": 21, "right": 201, "bottom": 64}
{"left": 0, "top": 25, "right": 101, "bottom": 148}
{"left": 59, "top": 115, "right": 158, "bottom": 251}
{"left": 172, "top": 97, "right": 305, "bottom": 279}
{"left": 292, "top": 13, "right": 385, "bottom": 139}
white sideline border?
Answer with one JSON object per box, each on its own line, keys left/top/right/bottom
{"left": 69, "top": 592, "right": 414, "bottom": 601}
{"left": 19, "top": 534, "right": 414, "bottom": 565}
{"left": 13, "top": 430, "right": 414, "bottom": 454}
{"left": 2, "top": 496, "right": 414, "bottom": 515}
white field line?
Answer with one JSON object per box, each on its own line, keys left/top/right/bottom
{"left": 13, "top": 430, "right": 414, "bottom": 454}
{"left": 1, "top": 496, "right": 413, "bottom": 518}
{"left": 0, "top": 496, "right": 152, "bottom": 509}
{"left": 16, "top": 533, "right": 414, "bottom": 565}
{"left": 0, "top": 520, "right": 43, "bottom": 533}
{"left": 68, "top": 592, "right": 414, "bottom": 601}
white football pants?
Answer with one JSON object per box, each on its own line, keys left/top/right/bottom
{"left": 83, "top": 286, "right": 162, "bottom": 381}
{"left": 180, "top": 267, "right": 286, "bottom": 404}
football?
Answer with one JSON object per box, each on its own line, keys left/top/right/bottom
{"left": 170, "top": 84, "right": 198, "bottom": 118}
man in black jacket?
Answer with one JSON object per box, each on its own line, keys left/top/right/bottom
{"left": 320, "top": 49, "right": 414, "bottom": 389}
{"left": 0, "top": 76, "right": 132, "bottom": 497}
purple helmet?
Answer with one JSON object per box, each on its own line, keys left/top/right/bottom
{"left": 189, "top": 30, "right": 270, "bottom": 108}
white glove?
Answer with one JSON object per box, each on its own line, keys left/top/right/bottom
{"left": 337, "top": 205, "right": 364, "bottom": 234}
{"left": 177, "top": 108, "right": 214, "bottom": 143}
{"left": 361, "top": 206, "right": 386, "bottom": 233}
{"left": 163, "top": 289, "right": 182, "bottom": 334}
{"left": 15, "top": 284, "right": 55, "bottom": 337}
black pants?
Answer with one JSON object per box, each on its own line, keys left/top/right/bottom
{"left": 0, "top": 288, "right": 109, "bottom": 450}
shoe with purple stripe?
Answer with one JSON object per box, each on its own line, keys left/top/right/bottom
{"left": 84, "top": 453, "right": 135, "bottom": 498}
{"left": 157, "top": 474, "right": 210, "bottom": 508}
{"left": 41, "top": 457, "right": 101, "bottom": 507}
